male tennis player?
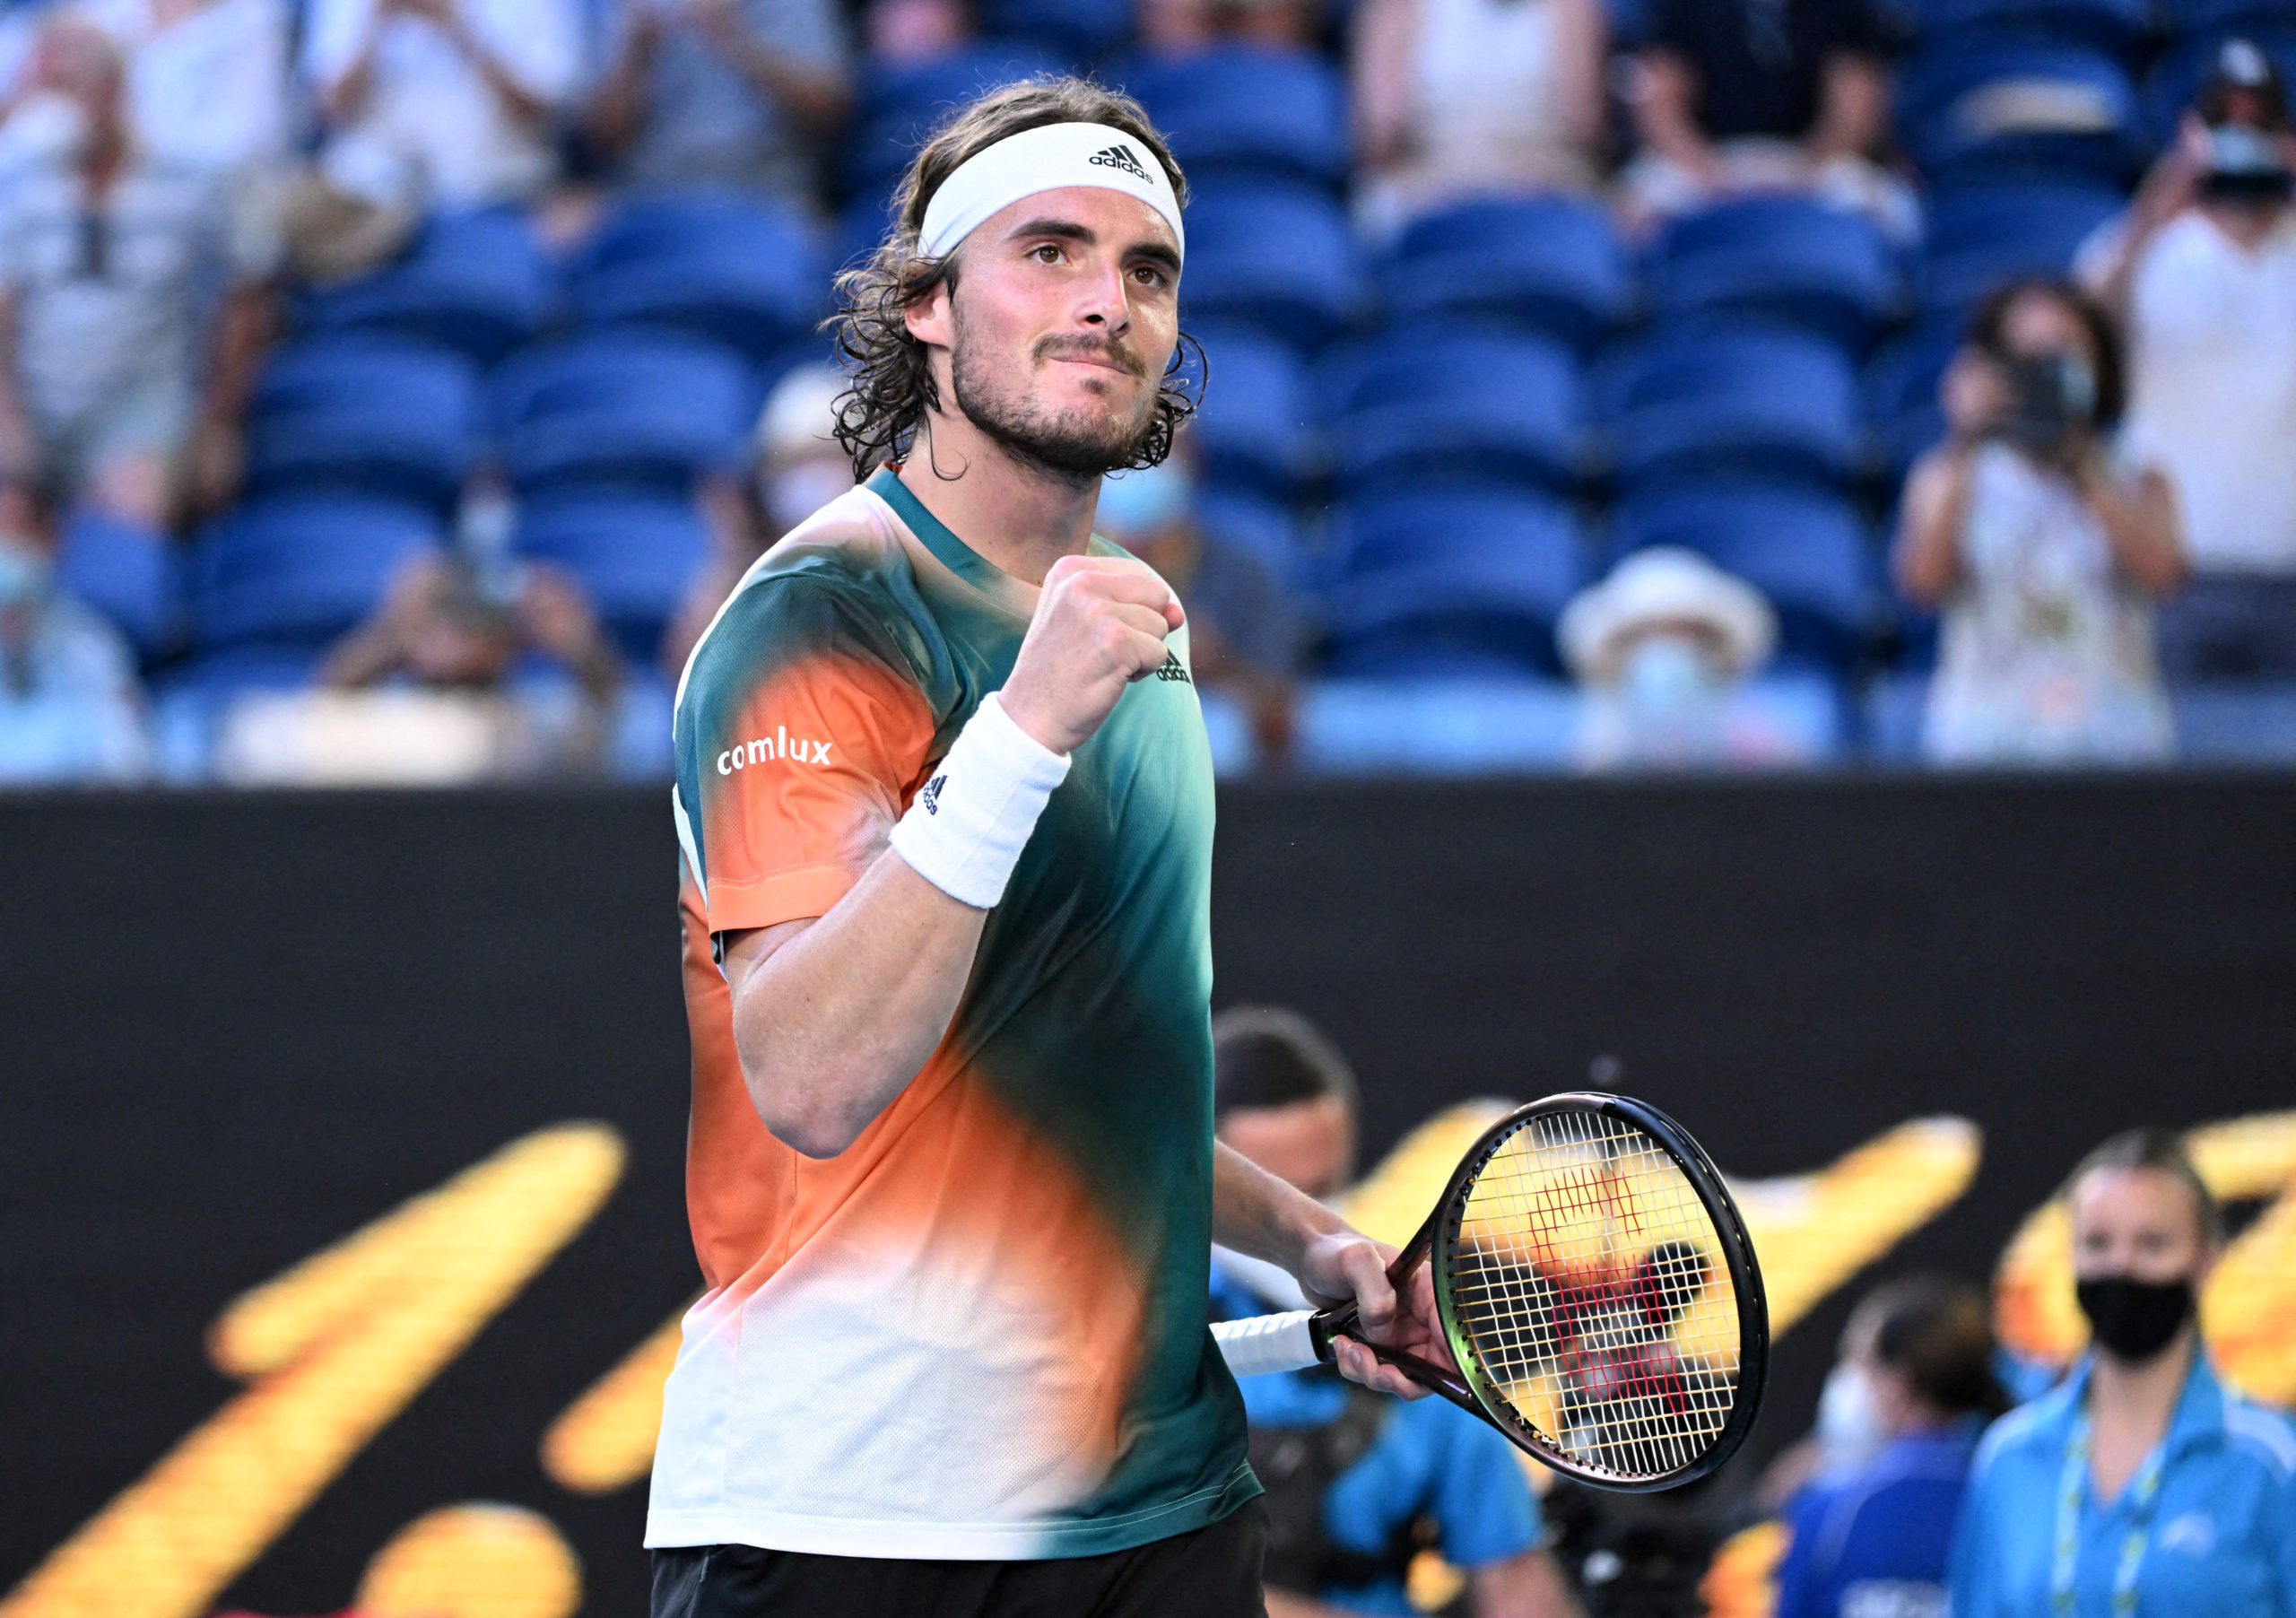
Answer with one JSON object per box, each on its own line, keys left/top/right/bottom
{"left": 651, "top": 77, "right": 1448, "bottom": 1616}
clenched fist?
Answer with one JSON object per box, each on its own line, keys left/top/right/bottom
{"left": 1000, "top": 554, "right": 1185, "bottom": 755}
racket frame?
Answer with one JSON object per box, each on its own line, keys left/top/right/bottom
{"left": 1321, "top": 1091, "right": 1769, "bottom": 1492}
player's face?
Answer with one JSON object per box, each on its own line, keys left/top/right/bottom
{"left": 1216, "top": 1096, "right": 1353, "bottom": 1202}
{"left": 2070, "top": 1167, "right": 2212, "bottom": 1284}
{"left": 913, "top": 186, "right": 1181, "bottom": 477}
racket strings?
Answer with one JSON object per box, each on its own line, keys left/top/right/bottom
{"left": 1442, "top": 1108, "right": 1743, "bottom": 1483}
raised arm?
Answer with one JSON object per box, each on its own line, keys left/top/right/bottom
{"left": 721, "top": 553, "right": 1179, "bottom": 1160}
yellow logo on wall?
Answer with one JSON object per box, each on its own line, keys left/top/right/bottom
{"left": 9, "top": 1109, "right": 2295, "bottom": 1618}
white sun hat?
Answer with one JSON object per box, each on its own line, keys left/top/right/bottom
{"left": 1557, "top": 546, "right": 1778, "bottom": 683}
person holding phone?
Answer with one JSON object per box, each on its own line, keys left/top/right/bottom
{"left": 1892, "top": 277, "right": 2186, "bottom": 766}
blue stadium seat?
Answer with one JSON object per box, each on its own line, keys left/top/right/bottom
{"left": 1898, "top": 39, "right": 2144, "bottom": 185}
{"left": 847, "top": 46, "right": 1063, "bottom": 198}
{"left": 243, "top": 335, "right": 481, "bottom": 514}
{"left": 1324, "top": 324, "right": 1585, "bottom": 494}
{"left": 1866, "top": 316, "right": 1964, "bottom": 479}
{"left": 1183, "top": 320, "right": 1315, "bottom": 500}
{"left": 1612, "top": 483, "right": 1878, "bottom": 669}
{"left": 509, "top": 489, "right": 711, "bottom": 663}
{"left": 1918, "top": 181, "right": 2126, "bottom": 314}
{"left": 1596, "top": 323, "right": 1864, "bottom": 491}
{"left": 492, "top": 330, "right": 754, "bottom": 494}
{"left": 2144, "top": 29, "right": 2296, "bottom": 143}
{"left": 2159, "top": 0, "right": 2296, "bottom": 38}
{"left": 1180, "top": 181, "right": 1362, "bottom": 351}
{"left": 297, "top": 208, "right": 552, "bottom": 365}
{"left": 189, "top": 495, "right": 439, "bottom": 647}
{"left": 1196, "top": 488, "right": 1305, "bottom": 588}
{"left": 1899, "top": 0, "right": 2154, "bottom": 62}
{"left": 1375, "top": 196, "right": 1631, "bottom": 352}
{"left": 1324, "top": 485, "right": 1586, "bottom": 676}
{"left": 571, "top": 191, "right": 827, "bottom": 361}
{"left": 976, "top": 0, "right": 1133, "bottom": 61}
{"left": 1126, "top": 46, "right": 1349, "bottom": 190}
{"left": 1645, "top": 197, "right": 1903, "bottom": 351}
{"left": 56, "top": 509, "right": 178, "bottom": 657}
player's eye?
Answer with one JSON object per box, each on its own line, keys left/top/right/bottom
{"left": 1030, "top": 243, "right": 1064, "bottom": 265}
{"left": 1130, "top": 264, "right": 1167, "bottom": 288}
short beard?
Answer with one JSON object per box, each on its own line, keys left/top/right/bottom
{"left": 946, "top": 299, "right": 1161, "bottom": 483}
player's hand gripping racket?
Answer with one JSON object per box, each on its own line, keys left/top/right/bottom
{"left": 1213, "top": 1092, "right": 1768, "bottom": 1491}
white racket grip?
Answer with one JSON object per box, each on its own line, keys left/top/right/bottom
{"left": 1213, "top": 1309, "right": 1325, "bottom": 1377}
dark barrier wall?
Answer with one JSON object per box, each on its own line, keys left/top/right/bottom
{"left": 4, "top": 778, "right": 2293, "bottom": 1616}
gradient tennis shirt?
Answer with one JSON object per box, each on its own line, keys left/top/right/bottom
{"left": 648, "top": 466, "right": 1258, "bottom": 1561}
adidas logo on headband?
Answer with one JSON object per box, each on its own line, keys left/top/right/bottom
{"left": 1088, "top": 144, "right": 1152, "bottom": 181}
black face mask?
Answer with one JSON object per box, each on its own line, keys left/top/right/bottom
{"left": 2075, "top": 1274, "right": 2196, "bottom": 1364}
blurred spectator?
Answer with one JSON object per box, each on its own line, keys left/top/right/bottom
{"left": 1095, "top": 457, "right": 1298, "bottom": 765}
{"left": 1948, "top": 1129, "right": 2296, "bottom": 1618}
{"left": 864, "top": 0, "right": 971, "bottom": 67}
{"left": 1144, "top": 0, "right": 1322, "bottom": 53}
{"left": 661, "top": 361, "right": 853, "bottom": 677}
{"left": 1207, "top": 1005, "right": 1586, "bottom": 1618}
{"left": 1895, "top": 279, "right": 2183, "bottom": 767}
{"left": 583, "top": 0, "right": 849, "bottom": 203}
{"left": 1352, "top": 0, "right": 1607, "bottom": 233}
{"left": 223, "top": 551, "right": 626, "bottom": 782}
{"left": 2080, "top": 39, "right": 2296, "bottom": 680}
{"left": 0, "top": 17, "right": 277, "bottom": 531}
{"left": 0, "top": 483, "right": 150, "bottom": 783}
{"left": 1771, "top": 1275, "right": 2006, "bottom": 1618}
{"left": 83, "top": 0, "right": 290, "bottom": 179}
{"left": 1622, "top": 0, "right": 1913, "bottom": 239}
{"left": 302, "top": 0, "right": 581, "bottom": 212}
{"left": 1557, "top": 546, "right": 1794, "bottom": 770}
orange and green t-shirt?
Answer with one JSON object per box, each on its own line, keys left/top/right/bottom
{"left": 648, "top": 467, "right": 1257, "bottom": 1561}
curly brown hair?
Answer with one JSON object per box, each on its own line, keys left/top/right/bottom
{"left": 827, "top": 76, "right": 1201, "bottom": 481}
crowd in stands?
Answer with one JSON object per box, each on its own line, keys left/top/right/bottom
{"left": 3, "top": 0, "right": 2296, "bottom": 782}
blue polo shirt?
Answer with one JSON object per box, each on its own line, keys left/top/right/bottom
{"left": 1948, "top": 1353, "right": 2296, "bottom": 1618}
{"left": 1210, "top": 1264, "right": 1545, "bottom": 1614}
{"left": 1776, "top": 1429, "right": 1978, "bottom": 1618}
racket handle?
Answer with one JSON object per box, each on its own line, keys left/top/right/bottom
{"left": 1212, "top": 1309, "right": 1332, "bottom": 1377}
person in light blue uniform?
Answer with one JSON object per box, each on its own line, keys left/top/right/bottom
{"left": 1949, "top": 1129, "right": 2296, "bottom": 1618}
{"left": 1207, "top": 1006, "right": 1585, "bottom": 1618}
{"left": 1775, "top": 1274, "right": 2007, "bottom": 1618}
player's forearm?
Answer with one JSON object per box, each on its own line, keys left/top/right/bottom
{"left": 725, "top": 852, "right": 987, "bottom": 1158}
{"left": 1211, "top": 1141, "right": 1352, "bottom": 1278}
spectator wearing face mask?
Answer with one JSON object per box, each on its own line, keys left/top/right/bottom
{"left": 1896, "top": 279, "right": 2185, "bottom": 767}
{"left": 0, "top": 17, "right": 278, "bottom": 531}
{"left": 1948, "top": 1129, "right": 2296, "bottom": 1618}
{"left": 660, "top": 362, "right": 854, "bottom": 679}
{"left": 2080, "top": 40, "right": 2296, "bottom": 680}
{"left": 1772, "top": 1276, "right": 2007, "bottom": 1618}
{"left": 1557, "top": 545, "right": 1797, "bottom": 770}
{"left": 0, "top": 480, "right": 150, "bottom": 782}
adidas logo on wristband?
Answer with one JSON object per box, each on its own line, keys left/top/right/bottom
{"left": 921, "top": 774, "right": 947, "bottom": 815}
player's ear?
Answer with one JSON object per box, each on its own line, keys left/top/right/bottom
{"left": 904, "top": 274, "right": 954, "bottom": 352}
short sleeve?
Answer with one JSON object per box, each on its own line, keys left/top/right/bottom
{"left": 676, "top": 577, "right": 936, "bottom": 938}
{"left": 1429, "top": 1407, "right": 1544, "bottom": 1569}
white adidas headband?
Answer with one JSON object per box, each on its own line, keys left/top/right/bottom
{"left": 918, "top": 122, "right": 1185, "bottom": 263}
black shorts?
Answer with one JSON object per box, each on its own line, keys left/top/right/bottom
{"left": 650, "top": 1497, "right": 1269, "bottom": 1618}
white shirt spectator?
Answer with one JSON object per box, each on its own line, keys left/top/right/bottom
{"left": 1925, "top": 442, "right": 2173, "bottom": 765}
{"left": 304, "top": 0, "right": 582, "bottom": 208}
{"left": 83, "top": 0, "right": 289, "bottom": 178}
{"left": 2096, "top": 209, "right": 2296, "bottom": 578}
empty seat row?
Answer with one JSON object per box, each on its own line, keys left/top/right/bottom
{"left": 298, "top": 193, "right": 831, "bottom": 368}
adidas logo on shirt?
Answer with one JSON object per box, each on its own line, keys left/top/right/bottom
{"left": 1155, "top": 651, "right": 1191, "bottom": 684}
{"left": 1088, "top": 144, "right": 1152, "bottom": 181}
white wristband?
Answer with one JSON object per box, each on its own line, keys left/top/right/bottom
{"left": 888, "top": 692, "right": 1070, "bottom": 909}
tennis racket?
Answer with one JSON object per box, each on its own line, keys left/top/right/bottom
{"left": 1212, "top": 1092, "right": 1767, "bottom": 1492}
